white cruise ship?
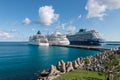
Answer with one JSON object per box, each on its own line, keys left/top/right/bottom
{"left": 67, "top": 29, "right": 104, "bottom": 45}
{"left": 47, "top": 31, "right": 70, "bottom": 45}
{"left": 29, "top": 31, "right": 49, "bottom": 46}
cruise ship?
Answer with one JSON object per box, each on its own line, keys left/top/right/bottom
{"left": 47, "top": 31, "right": 70, "bottom": 45}
{"left": 29, "top": 31, "right": 49, "bottom": 46}
{"left": 67, "top": 29, "right": 104, "bottom": 45}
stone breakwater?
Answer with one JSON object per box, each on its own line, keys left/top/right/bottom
{"left": 37, "top": 47, "right": 120, "bottom": 80}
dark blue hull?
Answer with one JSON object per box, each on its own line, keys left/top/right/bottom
{"left": 69, "top": 40, "right": 102, "bottom": 45}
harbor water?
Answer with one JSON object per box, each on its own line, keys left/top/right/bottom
{"left": 0, "top": 42, "right": 119, "bottom": 80}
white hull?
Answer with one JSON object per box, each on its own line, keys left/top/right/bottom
{"left": 29, "top": 31, "right": 49, "bottom": 46}
{"left": 49, "top": 41, "right": 70, "bottom": 46}
{"left": 47, "top": 31, "right": 70, "bottom": 46}
{"left": 29, "top": 41, "right": 49, "bottom": 46}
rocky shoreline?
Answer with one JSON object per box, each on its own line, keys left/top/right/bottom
{"left": 37, "top": 47, "right": 120, "bottom": 80}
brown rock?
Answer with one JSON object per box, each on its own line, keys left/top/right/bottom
{"left": 57, "top": 60, "right": 66, "bottom": 73}
{"left": 56, "top": 61, "right": 61, "bottom": 71}
{"left": 66, "top": 62, "right": 74, "bottom": 72}
{"left": 76, "top": 58, "right": 81, "bottom": 66}
{"left": 40, "top": 70, "right": 49, "bottom": 77}
{"left": 61, "top": 60, "right": 66, "bottom": 72}
{"left": 49, "top": 65, "right": 60, "bottom": 76}
{"left": 72, "top": 60, "right": 79, "bottom": 69}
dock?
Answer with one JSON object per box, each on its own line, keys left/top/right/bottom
{"left": 106, "top": 44, "right": 120, "bottom": 46}
{"left": 53, "top": 45, "right": 110, "bottom": 51}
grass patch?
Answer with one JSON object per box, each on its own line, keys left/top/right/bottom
{"left": 54, "top": 69, "right": 105, "bottom": 80}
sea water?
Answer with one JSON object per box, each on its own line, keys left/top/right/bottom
{"left": 0, "top": 42, "right": 117, "bottom": 80}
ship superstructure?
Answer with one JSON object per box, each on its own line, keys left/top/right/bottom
{"left": 47, "top": 31, "right": 70, "bottom": 45}
{"left": 29, "top": 31, "right": 49, "bottom": 46}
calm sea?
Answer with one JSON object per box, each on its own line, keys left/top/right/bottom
{"left": 0, "top": 42, "right": 118, "bottom": 80}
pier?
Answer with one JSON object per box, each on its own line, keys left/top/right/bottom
{"left": 106, "top": 44, "right": 120, "bottom": 45}
{"left": 53, "top": 45, "right": 110, "bottom": 51}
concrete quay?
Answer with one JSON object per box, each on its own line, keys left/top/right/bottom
{"left": 52, "top": 45, "right": 110, "bottom": 51}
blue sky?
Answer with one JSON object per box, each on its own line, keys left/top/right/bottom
{"left": 0, "top": 0, "right": 120, "bottom": 41}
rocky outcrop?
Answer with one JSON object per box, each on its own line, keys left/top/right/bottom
{"left": 49, "top": 65, "right": 60, "bottom": 76}
{"left": 57, "top": 60, "right": 66, "bottom": 73}
{"left": 37, "top": 47, "right": 120, "bottom": 80}
{"left": 66, "top": 62, "right": 74, "bottom": 72}
{"left": 37, "top": 70, "right": 49, "bottom": 80}
{"left": 72, "top": 60, "right": 79, "bottom": 69}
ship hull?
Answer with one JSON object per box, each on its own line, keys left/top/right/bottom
{"left": 48, "top": 41, "right": 70, "bottom": 46}
{"left": 69, "top": 40, "right": 102, "bottom": 45}
{"left": 29, "top": 41, "right": 49, "bottom": 46}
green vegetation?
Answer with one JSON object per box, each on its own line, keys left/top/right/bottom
{"left": 54, "top": 69, "right": 105, "bottom": 80}
{"left": 84, "top": 58, "right": 90, "bottom": 65}
{"left": 103, "top": 53, "right": 120, "bottom": 80}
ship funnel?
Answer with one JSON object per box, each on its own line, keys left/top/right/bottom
{"left": 37, "top": 31, "right": 41, "bottom": 34}
{"left": 79, "top": 29, "right": 86, "bottom": 32}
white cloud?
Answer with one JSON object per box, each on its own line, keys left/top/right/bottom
{"left": 67, "top": 26, "right": 76, "bottom": 33}
{"left": 23, "top": 18, "right": 31, "bottom": 25}
{"left": 39, "top": 5, "right": 59, "bottom": 26}
{"left": 31, "top": 28, "right": 36, "bottom": 32}
{"left": 56, "top": 24, "right": 65, "bottom": 30}
{"left": 0, "top": 30, "right": 14, "bottom": 39}
{"left": 11, "top": 29, "right": 17, "bottom": 32}
{"left": 86, "top": 0, "right": 120, "bottom": 19}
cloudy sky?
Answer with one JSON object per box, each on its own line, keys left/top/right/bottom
{"left": 0, "top": 0, "right": 120, "bottom": 41}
